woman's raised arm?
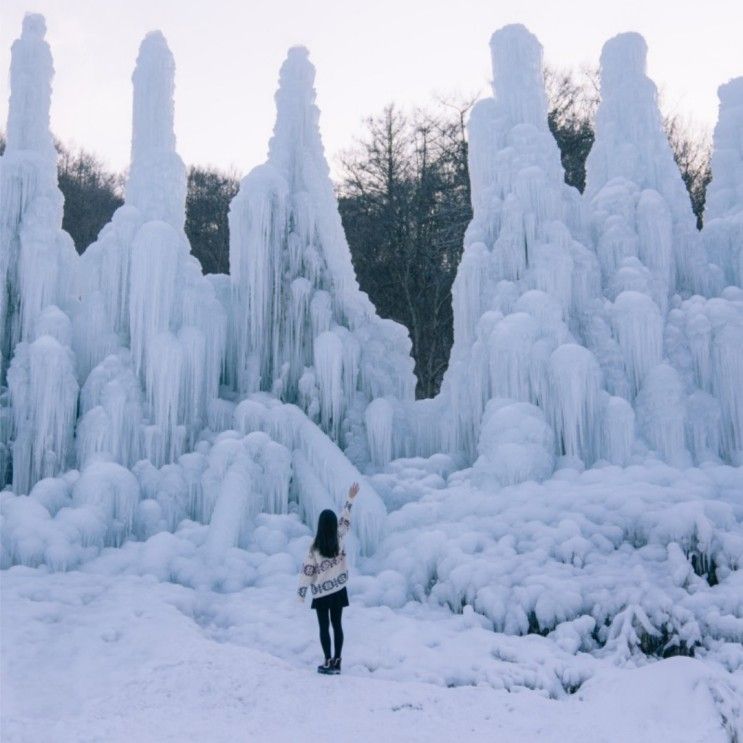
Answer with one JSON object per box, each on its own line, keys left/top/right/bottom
{"left": 337, "top": 482, "right": 359, "bottom": 539}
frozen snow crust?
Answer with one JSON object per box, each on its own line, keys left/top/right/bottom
{"left": 0, "top": 15, "right": 742, "bottom": 720}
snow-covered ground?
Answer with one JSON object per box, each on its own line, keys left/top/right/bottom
{"left": 1, "top": 568, "right": 740, "bottom": 743}
{"left": 3, "top": 461, "right": 742, "bottom": 742}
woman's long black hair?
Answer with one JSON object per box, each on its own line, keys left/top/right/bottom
{"left": 313, "top": 509, "right": 339, "bottom": 558}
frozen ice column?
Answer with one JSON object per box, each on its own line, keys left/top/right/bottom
{"left": 0, "top": 14, "right": 76, "bottom": 375}
{"left": 125, "top": 31, "right": 186, "bottom": 230}
{"left": 75, "top": 30, "right": 226, "bottom": 470}
{"left": 704, "top": 77, "right": 743, "bottom": 285}
{"left": 0, "top": 15, "right": 79, "bottom": 490}
{"left": 229, "top": 47, "right": 415, "bottom": 446}
{"left": 585, "top": 32, "right": 720, "bottom": 299}
{"left": 430, "top": 24, "right": 606, "bottom": 468}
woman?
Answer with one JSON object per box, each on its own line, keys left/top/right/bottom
{"left": 297, "top": 482, "right": 359, "bottom": 675}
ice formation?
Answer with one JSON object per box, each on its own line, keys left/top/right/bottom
{"left": 74, "top": 31, "right": 227, "bottom": 471}
{"left": 377, "top": 25, "right": 743, "bottom": 474}
{"left": 228, "top": 47, "right": 416, "bottom": 451}
{"left": 0, "top": 15, "right": 79, "bottom": 490}
{"left": 383, "top": 25, "right": 607, "bottom": 470}
{"left": 0, "top": 14, "right": 742, "bottom": 674}
{"left": 704, "top": 77, "right": 743, "bottom": 286}
{"left": 585, "top": 33, "right": 721, "bottom": 301}
{"left": 0, "top": 19, "right": 390, "bottom": 557}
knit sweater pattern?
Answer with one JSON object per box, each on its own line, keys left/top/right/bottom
{"left": 297, "top": 500, "right": 353, "bottom": 601}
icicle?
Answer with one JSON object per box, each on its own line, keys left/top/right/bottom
{"left": 144, "top": 332, "right": 185, "bottom": 466}
{"left": 364, "top": 397, "right": 394, "bottom": 468}
{"left": 128, "top": 221, "right": 183, "bottom": 379}
{"left": 488, "top": 313, "right": 539, "bottom": 402}
{"left": 601, "top": 395, "right": 635, "bottom": 465}
{"left": 636, "top": 364, "right": 690, "bottom": 465}
{"left": 685, "top": 390, "right": 722, "bottom": 463}
{"left": 611, "top": 291, "right": 663, "bottom": 398}
{"left": 7, "top": 334, "right": 78, "bottom": 494}
{"left": 712, "top": 325, "right": 743, "bottom": 463}
{"left": 313, "top": 330, "right": 344, "bottom": 441}
{"left": 547, "top": 344, "right": 602, "bottom": 464}
{"left": 78, "top": 352, "right": 143, "bottom": 468}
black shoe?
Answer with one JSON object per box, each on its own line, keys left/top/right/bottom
{"left": 330, "top": 658, "right": 341, "bottom": 675}
{"left": 317, "top": 659, "right": 332, "bottom": 674}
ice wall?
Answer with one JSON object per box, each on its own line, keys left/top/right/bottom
{"left": 229, "top": 47, "right": 416, "bottom": 452}
{"left": 0, "top": 15, "right": 79, "bottom": 490}
{"left": 0, "top": 22, "right": 392, "bottom": 558}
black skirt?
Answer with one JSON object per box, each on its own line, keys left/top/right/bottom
{"left": 311, "top": 587, "right": 349, "bottom": 610}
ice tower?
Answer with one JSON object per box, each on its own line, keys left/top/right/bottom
{"left": 0, "top": 15, "right": 79, "bottom": 491}
{"left": 703, "top": 77, "right": 743, "bottom": 286}
{"left": 585, "top": 35, "right": 743, "bottom": 465}
{"left": 74, "top": 31, "right": 226, "bottom": 470}
{"left": 386, "top": 25, "right": 617, "bottom": 477}
{"left": 126, "top": 31, "right": 186, "bottom": 230}
{"left": 585, "top": 33, "right": 722, "bottom": 303}
{"left": 228, "top": 47, "right": 416, "bottom": 451}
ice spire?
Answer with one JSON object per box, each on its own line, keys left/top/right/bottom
{"left": 0, "top": 15, "right": 79, "bottom": 490}
{"left": 125, "top": 31, "right": 186, "bottom": 230}
{"left": 5, "top": 14, "right": 55, "bottom": 156}
{"left": 418, "top": 24, "right": 607, "bottom": 471}
{"left": 584, "top": 33, "right": 742, "bottom": 465}
{"left": 703, "top": 77, "right": 743, "bottom": 285}
{"left": 0, "top": 14, "right": 75, "bottom": 376}
{"left": 229, "top": 46, "right": 415, "bottom": 449}
{"left": 585, "top": 32, "right": 721, "bottom": 298}
{"left": 489, "top": 24, "right": 548, "bottom": 131}
{"left": 73, "top": 30, "right": 225, "bottom": 471}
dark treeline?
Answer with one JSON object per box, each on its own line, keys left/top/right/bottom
{"left": 338, "top": 70, "right": 711, "bottom": 395}
{"left": 0, "top": 70, "right": 713, "bottom": 396}
{"left": 337, "top": 100, "right": 474, "bottom": 397}
{"left": 0, "top": 133, "right": 238, "bottom": 270}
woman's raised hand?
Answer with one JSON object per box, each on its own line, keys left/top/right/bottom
{"left": 348, "top": 482, "right": 360, "bottom": 500}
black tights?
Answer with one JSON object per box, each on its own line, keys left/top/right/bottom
{"left": 316, "top": 606, "right": 344, "bottom": 660}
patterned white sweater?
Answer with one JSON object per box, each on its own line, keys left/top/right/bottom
{"left": 297, "top": 499, "right": 353, "bottom": 602}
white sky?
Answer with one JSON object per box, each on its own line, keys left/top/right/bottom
{"left": 1, "top": 0, "right": 741, "bottom": 178}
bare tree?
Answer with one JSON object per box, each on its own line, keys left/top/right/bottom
{"left": 185, "top": 165, "right": 240, "bottom": 274}
{"left": 56, "top": 143, "right": 124, "bottom": 252}
{"left": 663, "top": 112, "right": 712, "bottom": 228}
{"left": 338, "top": 100, "right": 473, "bottom": 397}
{"left": 544, "top": 65, "right": 599, "bottom": 192}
